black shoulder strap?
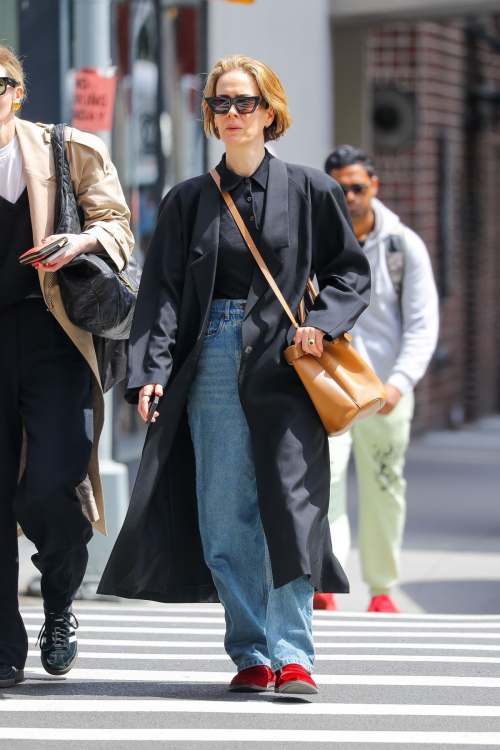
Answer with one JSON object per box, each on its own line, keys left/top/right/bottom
{"left": 50, "top": 123, "right": 84, "bottom": 235}
{"left": 385, "top": 222, "right": 406, "bottom": 298}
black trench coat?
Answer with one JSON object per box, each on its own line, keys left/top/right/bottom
{"left": 98, "top": 156, "right": 371, "bottom": 603}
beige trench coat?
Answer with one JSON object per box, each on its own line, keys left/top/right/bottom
{"left": 14, "top": 118, "right": 134, "bottom": 536}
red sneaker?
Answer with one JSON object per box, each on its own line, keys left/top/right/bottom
{"left": 313, "top": 593, "right": 337, "bottom": 611}
{"left": 275, "top": 664, "right": 318, "bottom": 694}
{"left": 229, "top": 665, "right": 275, "bottom": 692}
{"left": 368, "top": 595, "right": 401, "bottom": 613}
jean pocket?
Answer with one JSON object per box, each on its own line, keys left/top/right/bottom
{"left": 204, "top": 313, "right": 224, "bottom": 340}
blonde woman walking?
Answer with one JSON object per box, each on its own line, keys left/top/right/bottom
{"left": 99, "top": 55, "right": 370, "bottom": 694}
{"left": 0, "top": 45, "right": 133, "bottom": 687}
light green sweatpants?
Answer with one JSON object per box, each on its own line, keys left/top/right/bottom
{"left": 328, "top": 392, "right": 414, "bottom": 596}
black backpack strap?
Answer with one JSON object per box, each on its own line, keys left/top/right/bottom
{"left": 385, "top": 222, "right": 406, "bottom": 299}
{"left": 50, "top": 123, "right": 84, "bottom": 234}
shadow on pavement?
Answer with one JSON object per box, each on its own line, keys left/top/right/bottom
{"left": 1, "top": 679, "right": 315, "bottom": 705}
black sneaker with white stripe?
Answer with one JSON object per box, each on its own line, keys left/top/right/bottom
{"left": 0, "top": 665, "right": 24, "bottom": 687}
{"left": 37, "top": 606, "right": 79, "bottom": 676}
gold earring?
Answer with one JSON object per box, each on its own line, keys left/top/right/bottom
{"left": 12, "top": 101, "right": 21, "bottom": 112}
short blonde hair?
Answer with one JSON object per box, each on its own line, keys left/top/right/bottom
{"left": 0, "top": 44, "right": 26, "bottom": 102}
{"left": 202, "top": 55, "right": 292, "bottom": 143}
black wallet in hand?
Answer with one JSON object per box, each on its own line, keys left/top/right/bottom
{"left": 19, "top": 237, "right": 70, "bottom": 266}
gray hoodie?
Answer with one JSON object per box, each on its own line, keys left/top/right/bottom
{"left": 351, "top": 198, "right": 439, "bottom": 395}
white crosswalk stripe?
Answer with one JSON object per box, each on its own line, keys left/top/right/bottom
{"left": 20, "top": 612, "right": 500, "bottom": 628}
{"left": 21, "top": 623, "right": 500, "bottom": 638}
{"left": 1, "top": 605, "right": 498, "bottom": 747}
{"left": 25, "top": 606, "right": 498, "bottom": 619}
{"left": 1, "top": 699, "right": 499, "bottom": 716}
{"left": 24, "top": 637, "right": 500, "bottom": 651}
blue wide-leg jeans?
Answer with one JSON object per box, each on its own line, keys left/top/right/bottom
{"left": 187, "top": 299, "right": 315, "bottom": 674}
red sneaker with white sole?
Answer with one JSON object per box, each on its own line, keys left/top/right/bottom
{"left": 275, "top": 664, "right": 318, "bottom": 695}
{"left": 229, "top": 665, "right": 275, "bottom": 692}
{"left": 313, "top": 593, "right": 337, "bottom": 611}
{"left": 368, "top": 595, "right": 401, "bottom": 613}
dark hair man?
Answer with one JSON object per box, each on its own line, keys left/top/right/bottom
{"left": 316, "top": 145, "right": 439, "bottom": 613}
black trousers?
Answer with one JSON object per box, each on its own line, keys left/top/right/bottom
{"left": 0, "top": 299, "right": 94, "bottom": 669}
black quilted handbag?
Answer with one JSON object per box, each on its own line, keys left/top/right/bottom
{"left": 51, "top": 123, "right": 141, "bottom": 340}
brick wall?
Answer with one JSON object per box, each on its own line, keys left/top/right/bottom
{"left": 367, "top": 17, "right": 500, "bottom": 430}
{"left": 472, "top": 26, "right": 500, "bottom": 420}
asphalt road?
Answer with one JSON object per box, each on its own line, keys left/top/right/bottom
{"left": 9, "top": 418, "right": 499, "bottom": 747}
{"left": 1, "top": 604, "right": 500, "bottom": 748}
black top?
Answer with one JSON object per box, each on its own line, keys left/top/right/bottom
{"left": 0, "top": 188, "right": 40, "bottom": 312}
{"left": 213, "top": 149, "right": 270, "bottom": 300}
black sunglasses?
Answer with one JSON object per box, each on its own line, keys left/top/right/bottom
{"left": 339, "top": 183, "right": 371, "bottom": 196}
{"left": 204, "top": 95, "right": 269, "bottom": 115}
{"left": 0, "top": 77, "right": 18, "bottom": 96}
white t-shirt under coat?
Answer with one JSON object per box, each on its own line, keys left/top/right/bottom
{"left": 0, "top": 135, "right": 26, "bottom": 204}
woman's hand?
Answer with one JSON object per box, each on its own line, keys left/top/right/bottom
{"left": 35, "top": 234, "right": 101, "bottom": 273}
{"left": 138, "top": 384, "right": 164, "bottom": 423}
{"left": 293, "top": 326, "right": 326, "bottom": 358}
{"left": 378, "top": 384, "right": 402, "bottom": 416}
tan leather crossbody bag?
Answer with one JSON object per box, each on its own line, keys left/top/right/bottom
{"left": 210, "top": 169, "right": 387, "bottom": 436}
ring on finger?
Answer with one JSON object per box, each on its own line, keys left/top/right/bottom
{"left": 308, "top": 338, "right": 315, "bottom": 347}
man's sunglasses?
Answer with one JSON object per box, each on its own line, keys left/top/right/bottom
{"left": 339, "top": 183, "right": 370, "bottom": 196}
{"left": 204, "top": 95, "right": 269, "bottom": 115}
{"left": 0, "top": 77, "right": 19, "bottom": 96}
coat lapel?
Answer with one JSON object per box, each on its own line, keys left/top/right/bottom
{"left": 15, "top": 118, "right": 55, "bottom": 244}
{"left": 189, "top": 176, "right": 220, "bottom": 314}
{"left": 244, "top": 157, "right": 289, "bottom": 321}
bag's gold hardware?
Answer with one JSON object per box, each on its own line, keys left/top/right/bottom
{"left": 117, "top": 273, "right": 139, "bottom": 293}
{"left": 47, "top": 272, "right": 54, "bottom": 309}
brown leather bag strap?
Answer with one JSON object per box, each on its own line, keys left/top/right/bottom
{"left": 210, "top": 168, "right": 299, "bottom": 330}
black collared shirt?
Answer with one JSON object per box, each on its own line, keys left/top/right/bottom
{"left": 213, "top": 149, "right": 270, "bottom": 300}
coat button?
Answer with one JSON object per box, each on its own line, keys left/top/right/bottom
{"left": 244, "top": 346, "right": 253, "bottom": 354}
{"left": 247, "top": 196, "right": 252, "bottom": 202}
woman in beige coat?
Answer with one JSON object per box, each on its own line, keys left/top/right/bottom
{"left": 0, "top": 45, "right": 133, "bottom": 687}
